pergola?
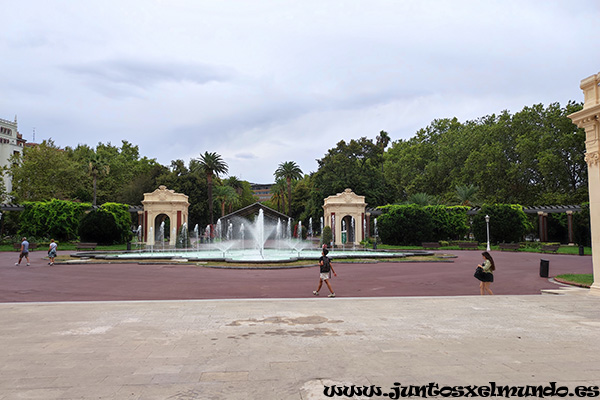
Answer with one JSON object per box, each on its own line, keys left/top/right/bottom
{"left": 220, "top": 202, "right": 289, "bottom": 224}
{"left": 469, "top": 205, "right": 582, "bottom": 243}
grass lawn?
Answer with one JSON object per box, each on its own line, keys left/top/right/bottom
{"left": 554, "top": 274, "right": 594, "bottom": 288}
{"left": 376, "top": 243, "right": 592, "bottom": 255}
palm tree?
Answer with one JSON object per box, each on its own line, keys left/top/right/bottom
{"left": 406, "top": 192, "right": 438, "bottom": 206}
{"left": 88, "top": 153, "right": 110, "bottom": 207}
{"left": 225, "top": 176, "right": 244, "bottom": 196}
{"left": 193, "top": 151, "right": 228, "bottom": 225}
{"left": 270, "top": 179, "right": 287, "bottom": 212}
{"left": 455, "top": 184, "right": 479, "bottom": 207}
{"left": 376, "top": 130, "right": 391, "bottom": 176}
{"left": 274, "top": 161, "right": 302, "bottom": 216}
{"left": 214, "top": 185, "right": 239, "bottom": 217}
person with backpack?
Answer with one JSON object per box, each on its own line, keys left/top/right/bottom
{"left": 313, "top": 248, "right": 337, "bottom": 297}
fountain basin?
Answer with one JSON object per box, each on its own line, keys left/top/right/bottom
{"left": 73, "top": 248, "right": 432, "bottom": 263}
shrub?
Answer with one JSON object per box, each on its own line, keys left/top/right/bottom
{"left": 377, "top": 204, "right": 469, "bottom": 245}
{"left": 377, "top": 204, "right": 434, "bottom": 245}
{"left": 19, "top": 199, "right": 91, "bottom": 241}
{"left": 77, "top": 203, "right": 132, "bottom": 244}
{"left": 425, "top": 205, "right": 470, "bottom": 241}
{"left": 321, "top": 226, "right": 332, "bottom": 246}
{"left": 472, "top": 204, "right": 531, "bottom": 243}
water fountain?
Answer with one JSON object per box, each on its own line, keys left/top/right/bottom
{"left": 159, "top": 221, "right": 165, "bottom": 251}
{"left": 193, "top": 224, "right": 199, "bottom": 250}
{"left": 80, "top": 210, "right": 425, "bottom": 263}
{"left": 136, "top": 225, "right": 143, "bottom": 250}
{"left": 179, "top": 222, "right": 188, "bottom": 249}
{"left": 351, "top": 217, "right": 356, "bottom": 250}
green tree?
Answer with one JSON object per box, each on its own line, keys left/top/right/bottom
{"left": 383, "top": 103, "right": 586, "bottom": 206}
{"left": 0, "top": 165, "right": 9, "bottom": 202}
{"left": 213, "top": 185, "right": 239, "bottom": 217}
{"left": 270, "top": 179, "right": 287, "bottom": 213}
{"left": 156, "top": 161, "right": 208, "bottom": 228}
{"left": 10, "top": 139, "right": 86, "bottom": 201}
{"left": 406, "top": 192, "right": 439, "bottom": 206}
{"left": 376, "top": 130, "right": 391, "bottom": 176}
{"left": 313, "top": 137, "right": 391, "bottom": 207}
{"left": 82, "top": 141, "right": 162, "bottom": 205}
{"left": 455, "top": 184, "right": 479, "bottom": 206}
{"left": 274, "top": 161, "right": 303, "bottom": 216}
{"left": 87, "top": 153, "right": 110, "bottom": 207}
{"left": 191, "top": 152, "right": 228, "bottom": 225}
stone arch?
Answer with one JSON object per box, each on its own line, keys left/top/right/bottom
{"left": 569, "top": 71, "right": 600, "bottom": 294}
{"left": 141, "top": 186, "right": 189, "bottom": 246}
{"left": 323, "top": 189, "right": 367, "bottom": 246}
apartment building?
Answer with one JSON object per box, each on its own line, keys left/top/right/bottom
{"left": 0, "top": 116, "right": 26, "bottom": 196}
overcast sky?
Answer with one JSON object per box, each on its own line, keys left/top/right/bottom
{"left": 1, "top": 0, "right": 599, "bottom": 184}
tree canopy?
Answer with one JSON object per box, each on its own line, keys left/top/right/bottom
{"left": 6, "top": 101, "right": 588, "bottom": 239}
{"left": 384, "top": 102, "right": 586, "bottom": 205}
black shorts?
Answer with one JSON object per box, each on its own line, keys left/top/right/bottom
{"left": 479, "top": 272, "right": 494, "bottom": 282}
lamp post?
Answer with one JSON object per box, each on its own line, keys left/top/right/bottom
{"left": 485, "top": 214, "right": 491, "bottom": 251}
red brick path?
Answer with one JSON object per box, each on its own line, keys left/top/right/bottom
{"left": 0, "top": 250, "right": 592, "bottom": 302}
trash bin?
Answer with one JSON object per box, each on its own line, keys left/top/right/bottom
{"left": 579, "top": 245, "right": 585, "bottom": 256}
{"left": 540, "top": 259, "right": 549, "bottom": 278}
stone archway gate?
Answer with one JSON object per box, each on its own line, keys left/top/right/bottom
{"left": 141, "top": 186, "right": 189, "bottom": 247}
{"left": 323, "top": 188, "right": 367, "bottom": 246}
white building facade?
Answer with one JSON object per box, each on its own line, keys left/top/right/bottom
{"left": 0, "top": 116, "right": 26, "bottom": 198}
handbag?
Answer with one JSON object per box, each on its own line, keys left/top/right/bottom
{"left": 474, "top": 266, "right": 485, "bottom": 281}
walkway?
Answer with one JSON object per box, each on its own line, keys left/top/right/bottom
{"left": 0, "top": 250, "right": 597, "bottom": 399}
{"left": 0, "top": 250, "right": 593, "bottom": 302}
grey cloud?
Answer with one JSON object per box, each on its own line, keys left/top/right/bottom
{"left": 62, "top": 59, "right": 234, "bottom": 93}
{"left": 234, "top": 152, "right": 257, "bottom": 160}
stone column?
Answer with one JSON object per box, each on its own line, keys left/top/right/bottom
{"left": 568, "top": 72, "right": 600, "bottom": 294}
{"left": 538, "top": 212, "right": 548, "bottom": 242}
{"left": 566, "top": 211, "right": 575, "bottom": 245}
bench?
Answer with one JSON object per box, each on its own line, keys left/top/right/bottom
{"left": 458, "top": 242, "right": 479, "bottom": 249}
{"left": 499, "top": 243, "right": 520, "bottom": 251}
{"left": 76, "top": 242, "right": 98, "bottom": 251}
{"left": 13, "top": 243, "right": 38, "bottom": 251}
{"left": 541, "top": 244, "right": 560, "bottom": 253}
{"left": 422, "top": 242, "right": 441, "bottom": 249}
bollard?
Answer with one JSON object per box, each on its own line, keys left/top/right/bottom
{"left": 540, "top": 259, "right": 549, "bottom": 278}
{"left": 127, "top": 242, "right": 131, "bottom": 251}
{"left": 579, "top": 245, "right": 585, "bottom": 256}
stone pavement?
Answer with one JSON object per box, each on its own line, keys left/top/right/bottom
{"left": 1, "top": 291, "right": 599, "bottom": 399}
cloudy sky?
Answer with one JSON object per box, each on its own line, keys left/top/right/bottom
{"left": 1, "top": 0, "right": 599, "bottom": 183}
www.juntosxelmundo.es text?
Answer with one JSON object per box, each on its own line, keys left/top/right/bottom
{"left": 323, "top": 382, "right": 600, "bottom": 398}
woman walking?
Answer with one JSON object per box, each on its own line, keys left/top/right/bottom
{"left": 476, "top": 251, "right": 495, "bottom": 295}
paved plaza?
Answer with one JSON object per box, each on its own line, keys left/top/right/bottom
{"left": 0, "top": 250, "right": 598, "bottom": 399}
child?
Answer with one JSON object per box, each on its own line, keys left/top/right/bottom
{"left": 313, "top": 248, "right": 337, "bottom": 297}
{"left": 48, "top": 239, "right": 58, "bottom": 266}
